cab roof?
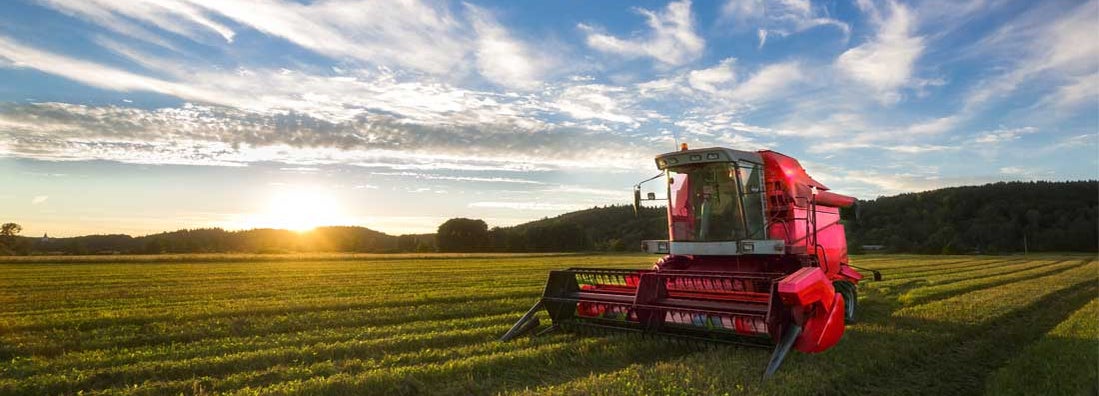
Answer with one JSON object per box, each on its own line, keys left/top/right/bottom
{"left": 653, "top": 147, "right": 762, "bottom": 170}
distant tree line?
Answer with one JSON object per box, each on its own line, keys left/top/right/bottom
{"left": 435, "top": 205, "right": 667, "bottom": 253}
{"left": 4, "top": 180, "right": 1096, "bottom": 256}
{"left": 17, "top": 226, "right": 435, "bottom": 255}
{"left": 843, "top": 181, "right": 1098, "bottom": 254}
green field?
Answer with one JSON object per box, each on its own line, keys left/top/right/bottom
{"left": 1, "top": 253, "right": 1095, "bottom": 395}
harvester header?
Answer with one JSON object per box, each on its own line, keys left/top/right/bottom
{"left": 502, "top": 146, "right": 879, "bottom": 378}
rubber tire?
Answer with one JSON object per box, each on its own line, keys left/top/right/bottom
{"left": 833, "top": 281, "right": 857, "bottom": 324}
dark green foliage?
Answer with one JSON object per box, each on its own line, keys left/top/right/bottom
{"left": 29, "top": 227, "right": 401, "bottom": 255}
{"left": 844, "top": 181, "right": 1098, "bottom": 253}
{"left": 485, "top": 205, "right": 667, "bottom": 252}
{"left": 0, "top": 223, "right": 24, "bottom": 255}
{"left": 436, "top": 218, "right": 489, "bottom": 252}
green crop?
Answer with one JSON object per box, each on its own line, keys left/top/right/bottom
{"left": 0, "top": 253, "right": 1094, "bottom": 395}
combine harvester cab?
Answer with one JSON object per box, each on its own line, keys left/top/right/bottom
{"left": 501, "top": 146, "right": 880, "bottom": 378}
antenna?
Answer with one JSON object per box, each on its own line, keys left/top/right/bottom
{"left": 671, "top": 129, "right": 681, "bottom": 151}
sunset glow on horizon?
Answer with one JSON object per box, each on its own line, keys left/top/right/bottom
{"left": 229, "top": 189, "right": 349, "bottom": 232}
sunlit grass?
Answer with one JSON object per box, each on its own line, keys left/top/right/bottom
{"left": 0, "top": 254, "right": 1094, "bottom": 395}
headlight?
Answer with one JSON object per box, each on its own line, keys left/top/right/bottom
{"left": 740, "top": 242, "right": 755, "bottom": 253}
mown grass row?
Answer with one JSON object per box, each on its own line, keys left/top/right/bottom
{"left": 1, "top": 254, "right": 1095, "bottom": 395}
{"left": 985, "top": 299, "right": 1098, "bottom": 395}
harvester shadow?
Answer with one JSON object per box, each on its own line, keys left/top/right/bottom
{"left": 813, "top": 279, "right": 1097, "bottom": 395}
{"left": 880, "top": 258, "right": 1022, "bottom": 281}
{"left": 896, "top": 259, "right": 1086, "bottom": 305}
{"left": 12, "top": 289, "right": 540, "bottom": 335}
{"left": 875, "top": 259, "right": 991, "bottom": 276}
{"left": 914, "top": 259, "right": 1068, "bottom": 285}
{"left": 862, "top": 258, "right": 980, "bottom": 273}
{"left": 16, "top": 293, "right": 538, "bottom": 357}
{"left": 983, "top": 333, "right": 1099, "bottom": 395}
{"left": 367, "top": 331, "right": 712, "bottom": 396}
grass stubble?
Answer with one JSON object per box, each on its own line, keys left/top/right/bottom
{"left": 0, "top": 253, "right": 1094, "bottom": 395}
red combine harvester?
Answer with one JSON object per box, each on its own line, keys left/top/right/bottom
{"left": 501, "top": 145, "right": 880, "bottom": 378}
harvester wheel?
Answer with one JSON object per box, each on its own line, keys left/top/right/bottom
{"left": 833, "top": 281, "right": 857, "bottom": 324}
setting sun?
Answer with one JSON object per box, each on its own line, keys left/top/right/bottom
{"left": 238, "top": 189, "right": 347, "bottom": 231}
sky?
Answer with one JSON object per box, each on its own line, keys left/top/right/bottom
{"left": 0, "top": 0, "right": 1096, "bottom": 237}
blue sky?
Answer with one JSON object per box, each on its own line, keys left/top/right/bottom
{"left": 0, "top": 0, "right": 1096, "bottom": 237}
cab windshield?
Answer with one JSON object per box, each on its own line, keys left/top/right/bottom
{"left": 667, "top": 162, "right": 765, "bottom": 242}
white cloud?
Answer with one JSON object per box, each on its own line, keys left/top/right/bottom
{"left": 184, "top": 0, "right": 469, "bottom": 75}
{"left": 551, "top": 84, "right": 639, "bottom": 125}
{"left": 729, "top": 61, "right": 803, "bottom": 101}
{"left": 998, "top": 165, "right": 1054, "bottom": 179}
{"left": 904, "top": 116, "right": 960, "bottom": 135}
{"left": 30, "top": 0, "right": 557, "bottom": 87}
{"left": 371, "top": 172, "right": 547, "bottom": 185}
{"left": 999, "top": 166, "right": 1025, "bottom": 175}
{"left": 0, "top": 36, "right": 220, "bottom": 102}
{"left": 468, "top": 201, "right": 587, "bottom": 211}
{"left": 635, "top": 59, "right": 803, "bottom": 106}
{"left": 580, "top": 0, "right": 704, "bottom": 66}
{"left": 797, "top": 112, "right": 963, "bottom": 153}
{"left": 973, "top": 126, "right": 1038, "bottom": 144}
{"left": 1035, "top": 71, "right": 1099, "bottom": 112}
{"left": 541, "top": 185, "right": 627, "bottom": 198}
{"left": 964, "top": 1, "right": 1099, "bottom": 111}
{"left": 687, "top": 58, "right": 737, "bottom": 94}
{"left": 722, "top": 0, "right": 850, "bottom": 47}
{"left": 0, "top": 35, "right": 556, "bottom": 125}
{"left": 31, "top": 195, "right": 49, "bottom": 205}
{"left": 835, "top": 0, "right": 924, "bottom": 104}
{"left": 32, "top": 0, "right": 235, "bottom": 46}
{"left": 466, "top": 4, "right": 545, "bottom": 90}
{"left": 0, "top": 102, "right": 657, "bottom": 171}
{"left": 881, "top": 144, "right": 953, "bottom": 154}
{"left": 722, "top": 0, "right": 765, "bottom": 21}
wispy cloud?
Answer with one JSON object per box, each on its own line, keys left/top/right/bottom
{"left": 370, "top": 172, "right": 546, "bottom": 185}
{"left": 580, "top": 0, "right": 704, "bottom": 66}
{"left": 729, "top": 61, "right": 804, "bottom": 102}
{"left": 963, "top": 1, "right": 1099, "bottom": 112}
{"left": 466, "top": 4, "right": 547, "bottom": 90}
{"left": 187, "top": 0, "right": 470, "bottom": 75}
{"left": 0, "top": 36, "right": 219, "bottom": 101}
{"left": 28, "top": 0, "right": 559, "bottom": 88}
{"left": 31, "top": 0, "right": 235, "bottom": 47}
{"left": 31, "top": 195, "right": 49, "bottom": 205}
{"left": 468, "top": 201, "right": 588, "bottom": 211}
{"left": 0, "top": 102, "right": 657, "bottom": 170}
{"left": 721, "top": 0, "right": 850, "bottom": 48}
{"left": 835, "top": 0, "right": 924, "bottom": 104}
{"left": 972, "top": 126, "right": 1038, "bottom": 144}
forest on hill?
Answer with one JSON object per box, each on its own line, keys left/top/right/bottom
{"left": 843, "top": 180, "right": 1097, "bottom": 254}
{"left": 2, "top": 180, "right": 1095, "bottom": 255}
{"left": 6, "top": 227, "right": 420, "bottom": 255}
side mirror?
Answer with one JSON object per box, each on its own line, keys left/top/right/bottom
{"left": 633, "top": 186, "right": 642, "bottom": 217}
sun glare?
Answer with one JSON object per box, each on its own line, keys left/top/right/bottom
{"left": 240, "top": 189, "right": 346, "bottom": 231}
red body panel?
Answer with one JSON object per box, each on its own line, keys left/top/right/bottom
{"left": 759, "top": 150, "right": 859, "bottom": 283}
{"left": 777, "top": 267, "right": 846, "bottom": 353}
{"left": 777, "top": 267, "right": 835, "bottom": 309}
